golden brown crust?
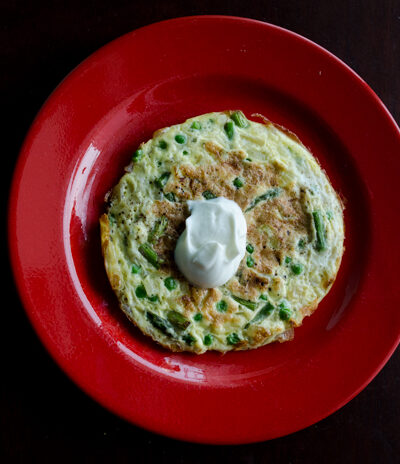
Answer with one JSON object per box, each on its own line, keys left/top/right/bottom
{"left": 276, "top": 327, "right": 295, "bottom": 343}
{"left": 151, "top": 200, "right": 188, "bottom": 272}
{"left": 227, "top": 268, "right": 269, "bottom": 300}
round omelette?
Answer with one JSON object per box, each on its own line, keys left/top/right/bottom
{"left": 100, "top": 111, "right": 344, "bottom": 353}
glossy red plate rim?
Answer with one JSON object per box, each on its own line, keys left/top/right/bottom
{"left": 8, "top": 16, "right": 400, "bottom": 444}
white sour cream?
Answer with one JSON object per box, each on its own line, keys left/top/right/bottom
{"left": 174, "top": 197, "right": 247, "bottom": 288}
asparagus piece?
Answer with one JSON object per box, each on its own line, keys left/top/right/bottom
{"left": 155, "top": 172, "right": 170, "bottom": 189}
{"left": 202, "top": 190, "right": 216, "bottom": 200}
{"left": 167, "top": 310, "right": 190, "bottom": 331}
{"left": 146, "top": 311, "right": 173, "bottom": 336}
{"left": 312, "top": 211, "right": 327, "bottom": 251}
{"left": 231, "top": 295, "right": 257, "bottom": 311}
{"left": 231, "top": 110, "right": 249, "bottom": 128}
{"left": 245, "top": 302, "right": 274, "bottom": 329}
{"left": 139, "top": 243, "right": 163, "bottom": 269}
{"left": 148, "top": 216, "right": 168, "bottom": 244}
{"left": 245, "top": 188, "right": 280, "bottom": 212}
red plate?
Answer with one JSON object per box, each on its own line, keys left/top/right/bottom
{"left": 9, "top": 16, "right": 400, "bottom": 444}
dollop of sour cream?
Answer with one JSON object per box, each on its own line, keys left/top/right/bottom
{"left": 174, "top": 197, "right": 247, "bottom": 288}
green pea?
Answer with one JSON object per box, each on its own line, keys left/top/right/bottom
{"left": 164, "top": 277, "right": 177, "bottom": 291}
{"left": 148, "top": 295, "right": 159, "bottom": 303}
{"left": 246, "top": 243, "right": 254, "bottom": 254}
{"left": 224, "top": 121, "right": 235, "bottom": 140}
{"left": 247, "top": 256, "right": 255, "bottom": 268}
{"left": 131, "top": 263, "right": 141, "bottom": 274}
{"left": 259, "top": 294, "right": 268, "bottom": 301}
{"left": 193, "top": 313, "right": 203, "bottom": 322}
{"left": 175, "top": 134, "right": 186, "bottom": 144}
{"left": 164, "top": 192, "right": 175, "bottom": 202}
{"left": 285, "top": 256, "right": 292, "bottom": 264}
{"left": 204, "top": 334, "right": 213, "bottom": 346}
{"left": 135, "top": 285, "right": 147, "bottom": 298}
{"left": 183, "top": 150, "right": 189, "bottom": 155}
{"left": 233, "top": 177, "right": 244, "bottom": 189}
{"left": 216, "top": 300, "right": 228, "bottom": 312}
{"left": 202, "top": 190, "right": 216, "bottom": 200}
{"left": 158, "top": 140, "right": 168, "bottom": 149}
{"left": 132, "top": 148, "right": 143, "bottom": 162}
{"left": 227, "top": 333, "right": 240, "bottom": 345}
{"left": 191, "top": 121, "right": 202, "bottom": 130}
{"left": 291, "top": 263, "right": 303, "bottom": 275}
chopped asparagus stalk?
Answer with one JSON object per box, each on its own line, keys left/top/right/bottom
{"left": 148, "top": 216, "right": 168, "bottom": 244}
{"left": 245, "top": 188, "right": 280, "bottom": 212}
{"left": 231, "top": 110, "right": 249, "bottom": 128}
{"left": 231, "top": 295, "right": 257, "bottom": 311}
{"left": 167, "top": 310, "right": 190, "bottom": 331}
{"left": 139, "top": 243, "right": 163, "bottom": 269}
{"left": 245, "top": 301, "right": 274, "bottom": 329}
{"left": 155, "top": 172, "right": 170, "bottom": 189}
{"left": 278, "top": 301, "right": 292, "bottom": 321}
{"left": 164, "top": 192, "right": 175, "bottom": 202}
{"left": 182, "top": 333, "right": 195, "bottom": 345}
{"left": 191, "top": 121, "right": 201, "bottom": 130}
{"left": 227, "top": 333, "right": 241, "bottom": 345}
{"left": 312, "top": 211, "right": 327, "bottom": 251}
{"left": 146, "top": 311, "right": 174, "bottom": 336}
{"left": 202, "top": 190, "right": 216, "bottom": 200}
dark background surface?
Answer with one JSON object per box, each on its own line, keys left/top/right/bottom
{"left": 2, "top": 1, "right": 399, "bottom": 462}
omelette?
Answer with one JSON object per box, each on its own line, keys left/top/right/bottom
{"left": 100, "top": 111, "right": 344, "bottom": 353}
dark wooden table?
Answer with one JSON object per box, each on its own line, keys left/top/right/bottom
{"left": 3, "top": 1, "right": 399, "bottom": 462}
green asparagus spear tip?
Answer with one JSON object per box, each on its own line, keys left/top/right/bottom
{"left": 148, "top": 216, "right": 168, "bottom": 243}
